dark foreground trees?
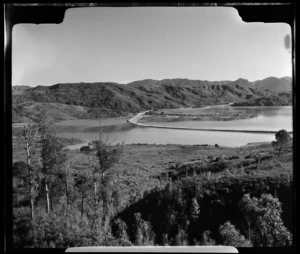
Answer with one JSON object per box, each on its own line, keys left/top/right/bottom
{"left": 239, "top": 193, "right": 292, "bottom": 247}
{"left": 219, "top": 221, "right": 252, "bottom": 247}
{"left": 115, "top": 173, "right": 293, "bottom": 248}
{"left": 13, "top": 162, "right": 294, "bottom": 248}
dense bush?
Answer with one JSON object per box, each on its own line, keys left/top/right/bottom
{"left": 115, "top": 171, "right": 293, "bottom": 247}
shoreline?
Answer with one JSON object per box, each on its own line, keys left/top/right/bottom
{"left": 64, "top": 140, "right": 273, "bottom": 151}
{"left": 127, "top": 111, "right": 293, "bottom": 135}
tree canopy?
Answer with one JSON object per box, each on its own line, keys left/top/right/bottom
{"left": 271, "top": 129, "right": 292, "bottom": 156}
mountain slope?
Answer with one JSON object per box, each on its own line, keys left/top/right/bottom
{"left": 252, "top": 77, "right": 292, "bottom": 92}
{"left": 12, "top": 77, "right": 292, "bottom": 122}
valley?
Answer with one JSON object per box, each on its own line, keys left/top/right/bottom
{"left": 11, "top": 76, "right": 294, "bottom": 248}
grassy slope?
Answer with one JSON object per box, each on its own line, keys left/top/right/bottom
{"left": 12, "top": 102, "right": 126, "bottom": 123}
{"left": 232, "top": 93, "right": 292, "bottom": 106}
{"left": 93, "top": 142, "right": 293, "bottom": 213}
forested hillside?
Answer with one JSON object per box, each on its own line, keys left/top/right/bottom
{"left": 13, "top": 131, "right": 294, "bottom": 248}
{"left": 12, "top": 77, "right": 292, "bottom": 122}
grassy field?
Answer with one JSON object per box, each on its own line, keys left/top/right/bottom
{"left": 47, "top": 142, "right": 294, "bottom": 210}
{"left": 13, "top": 137, "right": 293, "bottom": 185}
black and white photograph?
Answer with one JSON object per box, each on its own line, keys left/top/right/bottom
{"left": 7, "top": 3, "right": 294, "bottom": 252}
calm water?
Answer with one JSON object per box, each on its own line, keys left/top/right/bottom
{"left": 142, "top": 106, "right": 293, "bottom": 132}
{"left": 56, "top": 106, "right": 293, "bottom": 149}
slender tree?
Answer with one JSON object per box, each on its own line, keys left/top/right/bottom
{"left": 93, "top": 137, "right": 122, "bottom": 239}
{"left": 80, "top": 145, "right": 98, "bottom": 212}
{"left": 190, "top": 198, "right": 200, "bottom": 222}
{"left": 92, "top": 138, "right": 122, "bottom": 186}
{"left": 271, "top": 129, "right": 292, "bottom": 156}
{"left": 132, "top": 213, "right": 155, "bottom": 246}
{"left": 37, "top": 110, "right": 66, "bottom": 214}
{"left": 73, "top": 166, "right": 92, "bottom": 218}
{"left": 238, "top": 194, "right": 257, "bottom": 244}
{"left": 89, "top": 137, "right": 122, "bottom": 212}
{"left": 19, "top": 107, "right": 46, "bottom": 220}
{"left": 40, "top": 133, "right": 65, "bottom": 214}
{"left": 57, "top": 152, "right": 78, "bottom": 210}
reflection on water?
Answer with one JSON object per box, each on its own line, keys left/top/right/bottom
{"left": 55, "top": 122, "right": 134, "bottom": 133}
{"left": 143, "top": 115, "right": 292, "bottom": 132}
{"left": 56, "top": 106, "right": 292, "bottom": 148}
{"left": 58, "top": 127, "right": 276, "bottom": 149}
{"left": 141, "top": 106, "right": 292, "bottom": 132}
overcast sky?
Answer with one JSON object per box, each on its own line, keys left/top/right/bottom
{"left": 12, "top": 7, "right": 292, "bottom": 87}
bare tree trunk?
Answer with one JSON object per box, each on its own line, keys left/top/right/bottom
{"left": 92, "top": 172, "right": 97, "bottom": 232}
{"left": 29, "top": 179, "right": 35, "bottom": 220}
{"left": 247, "top": 220, "right": 252, "bottom": 243}
{"left": 81, "top": 194, "right": 84, "bottom": 218}
{"left": 93, "top": 177, "right": 97, "bottom": 207}
{"left": 101, "top": 171, "right": 104, "bottom": 185}
{"left": 209, "top": 206, "right": 212, "bottom": 228}
{"left": 50, "top": 193, "right": 54, "bottom": 211}
{"left": 101, "top": 170, "right": 107, "bottom": 217}
{"left": 25, "top": 138, "right": 35, "bottom": 221}
{"left": 278, "top": 142, "right": 283, "bottom": 156}
{"left": 65, "top": 176, "right": 70, "bottom": 209}
{"left": 45, "top": 179, "right": 50, "bottom": 214}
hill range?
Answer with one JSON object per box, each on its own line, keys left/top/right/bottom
{"left": 12, "top": 76, "right": 292, "bottom": 122}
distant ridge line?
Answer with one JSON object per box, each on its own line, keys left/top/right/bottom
{"left": 13, "top": 76, "right": 292, "bottom": 88}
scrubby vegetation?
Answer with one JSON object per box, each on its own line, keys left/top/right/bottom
{"left": 232, "top": 93, "right": 292, "bottom": 107}
{"left": 12, "top": 107, "right": 293, "bottom": 249}
{"left": 140, "top": 107, "right": 258, "bottom": 123}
